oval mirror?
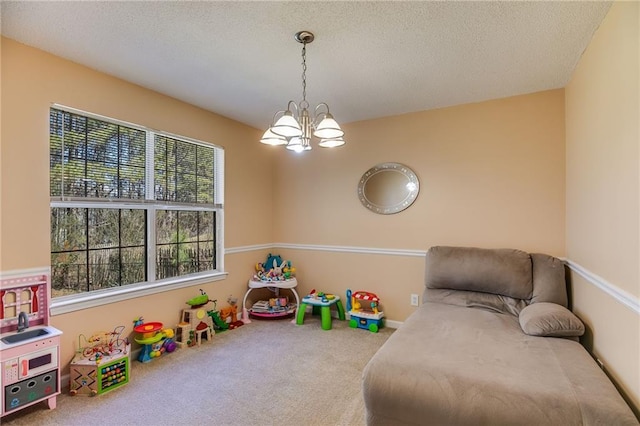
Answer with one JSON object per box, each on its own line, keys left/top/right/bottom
{"left": 357, "top": 163, "right": 420, "bottom": 214}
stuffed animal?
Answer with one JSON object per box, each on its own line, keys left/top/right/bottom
{"left": 220, "top": 296, "right": 239, "bottom": 323}
{"left": 254, "top": 254, "right": 295, "bottom": 281}
{"left": 268, "top": 259, "right": 287, "bottom": 277}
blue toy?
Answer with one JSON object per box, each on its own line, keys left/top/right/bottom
{"left": 346, "top": 289, "right": 385, "bottom": 333}
{"left": 133, "top": 320, "right": 177, "bottom": 363}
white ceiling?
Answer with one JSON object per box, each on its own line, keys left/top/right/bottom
{"left": 1, "top": 1, "right": 611, "bottom": 130}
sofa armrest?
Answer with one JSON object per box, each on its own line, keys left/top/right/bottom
{"left": 519, "top": 302, "right": 585, "bottom": 337}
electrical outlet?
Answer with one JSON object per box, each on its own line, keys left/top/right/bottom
{"left": 410, "top": 294, "right": 419, "bottom": 306}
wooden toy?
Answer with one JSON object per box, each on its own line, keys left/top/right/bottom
{"left": 69, "top": 326, "right": 130, "bottom": 396}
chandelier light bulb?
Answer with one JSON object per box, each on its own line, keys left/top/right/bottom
{"left": 285, "top": 137, "right": 305, "bottom": 153}
{"left": 318, "top": 137, "right": 346, "bottom": 148}
{"left": 260, "top": 128, "right": 288, "bottom": 145}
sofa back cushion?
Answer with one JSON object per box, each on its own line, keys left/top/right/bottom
{"left": 530, "top": 253, "right": 568, "bottom": 307}
{"left": 425, "top": 246, "right": 533, "bottom": 300}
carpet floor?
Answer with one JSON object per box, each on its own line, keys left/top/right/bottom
{"left": 2, "top": 315, "right": 393, "bottom": 426}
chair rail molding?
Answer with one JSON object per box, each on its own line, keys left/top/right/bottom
{"left": 225, "top": 242, "right": 426, "bottom": 258}
{"left": 564, "top": 259, "right": 640, "bottom": 315}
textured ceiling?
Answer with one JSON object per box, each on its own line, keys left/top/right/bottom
{"left": 1, "top": 1, "right": 611, "bottom": 130}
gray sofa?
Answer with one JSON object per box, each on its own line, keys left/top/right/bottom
{"left": 363, "top": 246, "right": 638, "bottom": 425}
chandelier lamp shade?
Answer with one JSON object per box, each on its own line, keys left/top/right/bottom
{"left": 260, "top": 31, "right": 346, "bottom": 152}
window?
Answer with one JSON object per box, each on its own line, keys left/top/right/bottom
{"left": 50, "top": 106, "right": 224, "bottom": 304}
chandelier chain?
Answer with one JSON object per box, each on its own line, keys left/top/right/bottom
{"left": 301, "top": 42, "right": 307, "bottom": 104}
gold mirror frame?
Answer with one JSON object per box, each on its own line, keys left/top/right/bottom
{"left": 357, "top": 163, "right": 420, "bottom": 214}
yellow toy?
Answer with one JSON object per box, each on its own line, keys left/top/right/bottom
{"left": 346, "top": 289, "right": 384, "bottom": 333}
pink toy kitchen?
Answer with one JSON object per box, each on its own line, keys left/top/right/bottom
{"left": 0, "top": 273, "right": 62, "bottom": 417}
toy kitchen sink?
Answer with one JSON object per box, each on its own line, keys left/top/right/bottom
{"left": 0, "top": 273, "right": 62, "bottom": 417}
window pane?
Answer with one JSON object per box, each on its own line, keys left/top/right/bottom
{"left": 156, "top": 244, "right": 178, "bottom": 280}
{"left": 156, "top": 210, "right": 177, "bottom": 244}
{"left": 154, "top": 135, "right": 215, "bottom": 204}
{"left": 86, "top": 118, "right": 117, "bottom": 164}
{"left": 120, "top": 164, "right": 145, "bottom": 199}
{"left": 176, "top": 140, "right": 196, "bottom": 203}
{"left": 50, "top": 110, "right": 64, "bottom": 196}
{"left": 197, "top": 145, "right": 214, "bottom": 177}
{"left": 89, "top": 248, "right": 120, "bottom": 291}
{"left": 165, "top": 170, "right": 178, "bottom": 202}
{"left": 155, "top": 209, "right": 215, "bottom": 279}
{"left": 51, "top": 208, "right": 86, "bottom": 252}
{"left": 176, "top": 172, "right": 196, "bottom": 203}
{"left": 154, "top": 135, "right": 172, "bottom": 202}
{"left": 50, "top": 108, "right": 146, "bottom": 200}
{"left": 180, "top": 210, "right": 198, "bottom": 241}
{"left": 199, "top": 211, "right": 215, "bottom": 241}
{"left": 199, "top": 241, "right": 215, "bottom": 272}
{"left": 197, "top": 146, "right": 215, "bottom": 203}
{"left": 121, "top": 247, "right": 145, "bottom": 285}
{"left": 197, "top": 176, "right": 214, "bottom": 204}
{"left": 121, "top": 209, "right": 145, "bottom": 247}
{"left": 177, "top": 140, "right": 196, "bottom": 174}
{"left": 51, "top": 252, "right": 87, "bottom": 297}
{"left": 177, "top": 242, "right": 198, "bottom": 275}
{"left": 119, "top": 127, "right": 146, "bottom": 199}
{"left": 88, "top": 209, "right": 119, "bottom": 248}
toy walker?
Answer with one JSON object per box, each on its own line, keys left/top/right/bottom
{"left": 346, "top": 289, "right": 384, "bottom": 333}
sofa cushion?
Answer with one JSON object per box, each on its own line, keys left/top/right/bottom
{"left": 425, "top": 246, "right": 533, "bottom": 300}
{"left": 530, "top": 253, "right": 568, "bottom": 307}
{"left": 519, "top": 302, "right": 585, "bottom": 337}
{"left": 424, "top": 287, "right": 527, "bottom": 317}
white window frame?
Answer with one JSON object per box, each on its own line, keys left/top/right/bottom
{"left": 49, "top": 104, "right": 226, "bottom": 316}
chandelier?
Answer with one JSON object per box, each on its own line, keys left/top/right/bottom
{"left": 260, "top": 31, "right": 345, "bottom": 152}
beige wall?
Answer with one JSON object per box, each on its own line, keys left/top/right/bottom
{"left": 1, "top": 37, "right": 271, "bottom": 367}
{"left": 272, "top": 90, "right": 566, "bottom": 320}
{"left": 565, "top": 1, "right": 639, "bottom": 412}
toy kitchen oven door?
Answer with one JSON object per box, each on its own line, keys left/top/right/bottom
{"left": 0, "top": 272, "right": 63, "bottom": 417}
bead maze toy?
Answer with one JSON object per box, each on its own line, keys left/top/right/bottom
{"left": 133, "top": 318, "right": 177, "bottom": 363}
{"left": 346, "top": 289, "right": 384, "bottom": 333}
{"left": 69, "top": 326, "right": 131, "bottom": 396}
